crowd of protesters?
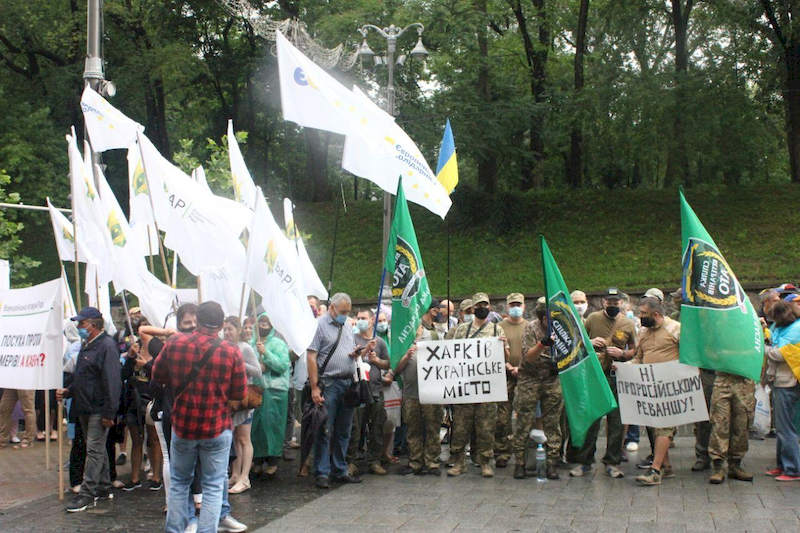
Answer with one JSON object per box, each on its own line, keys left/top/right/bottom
{"left": 1, "top": 282, "right": 799, "bottom": 532}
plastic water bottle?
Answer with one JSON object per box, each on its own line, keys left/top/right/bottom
{"left": 535, "top": 443, "right": 547, "bottom": 483}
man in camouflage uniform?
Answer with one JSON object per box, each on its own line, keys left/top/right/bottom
{"left": 447, "top": 292, "right": 508, "bottom": 478}
{"left": 512, "top": 298, "right": 562, "bottom": 480}
{"left": 708, "top": 372, "right": 755, "bottom": 483}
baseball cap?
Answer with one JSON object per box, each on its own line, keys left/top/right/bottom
{"left": 777, "top": 283, "right": 798, "bottom": 295}
{"left": 506, "top": 292, "right": 524, "bottom": 305}
{"left": 459, "top": 299, "right": 474, "bottom": 312}
{"left": 472, "top": 292, "right": 490, "bottom": 305}
{"left": 428, "top": 298, "right": 440, "bottom": 311}
{"left": 784, "top": 293, "right": 800, "bottom": 303}
{"left": 128, "top": 306, "right": 141, "bottom": 315}
{"left": 71, "top": 306, "right": 103, "bottom": 322}
{"left": 604, "top": 287, "right": 622, "bottom": 300}
{"left": 644, "top": 288, "right": 664, "bottom": 302}
{"left": 197, "top": 301, "right": 225, "bottom": 328}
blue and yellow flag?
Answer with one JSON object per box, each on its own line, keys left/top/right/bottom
{"left": 436, "top": 119, "right": 458, "bottom": 194}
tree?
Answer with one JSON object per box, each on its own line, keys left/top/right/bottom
{"left": 566, "top": 0, "right": 589, "bottom": 188}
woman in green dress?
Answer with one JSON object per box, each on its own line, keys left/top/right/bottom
{"left": 250, "top": 312, "right": 290, "bottom": 476}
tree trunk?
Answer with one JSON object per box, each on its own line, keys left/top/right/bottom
{"left": 304, "top": 129, "right": 331, "bottom": 202}
{"left": 528, "top": 0, "right": 549, "bottom": 190}
{"left": 475, "top": 0, "right": 498, "bottom": 194}
{"left": 566, "top": 0, "right": 589, "bottom": 188}
{"left": 784, "top": 43, "right": 800, "bottom": 183}
{"left": 664, "top": 0, "right": 691, "bottom": 187}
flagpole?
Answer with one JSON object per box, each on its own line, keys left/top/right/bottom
{"left": 373, "top": 268, "right": 387, "bottom": 339}
{"left": 540, "top": 235, "right": 552, "bottom": 338}
{"left": 57, "top": 400, "right": 64, "bottom": 500}
{"left": 171, "top": 250, "right": 179, "bottom": 289}
{"left": 326, "top": 184, "right": 344, "bottom": 303}
{"left": 70, "top": 209, "right": 81, "bottom": 309}
{"left": 135, "top": 131, "right": 172, "bottom": 287}
{"left": 119, "top": 289, "right": 135, "bottom": 337}
{"left": 146, "top": 225, "right": 156, "bottom": 274}
{"left": 446, "top": 216, "right": 451, "bottom": 326}
{"left": 237, "top": 195, "right": 259, "bottom": 320}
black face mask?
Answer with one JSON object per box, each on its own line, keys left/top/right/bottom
{"left": 474, "top": 307, "right": 490, "bottom": 320}
{"left": 640, "top": 316, "right": 656, "bottom": 328}
{"left": 435, "top": 313, "right": 448, "bottom": 323}
{"left": 605, "top": 306, "right": 620, "bottom": 318}
{"left": 178, "top": 326, "right": 196, "bottom": 333}
{"left": 258, "top": 327, "right": 271, "bottom": 338}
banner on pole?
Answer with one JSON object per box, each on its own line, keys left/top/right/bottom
{"left": 416, "top": 338, "right": 507, "bottom": 405}
{"left": 0, "top": 278, "right": 64, "bottom": 390}
{"left": 615, "top": 360, "right": 709, "bottom": 428}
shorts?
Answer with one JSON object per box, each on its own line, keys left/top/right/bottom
{"left": 653, "top": 426, "right": 676, "bottom": 439}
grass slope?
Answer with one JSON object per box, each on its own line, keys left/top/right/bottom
{"left": 294, "top": 185, "right": 800, "bottom": 301}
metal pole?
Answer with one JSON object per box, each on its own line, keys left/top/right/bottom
{"left": 381, "top": 34, "right": 396, "bottom": 266}
{"left": 0, "top": 202, "right": 71, "bottom": 213}
{"left": 84, "top": 0, "right": 104, "bottom": 190}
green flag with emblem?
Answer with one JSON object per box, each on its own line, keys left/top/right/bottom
{"left": 385, "top": 179, "right": 432, "bottom": 369}
{"left": 541, "top": 236, "right": 616, "bottom": 448}
{"left": 678, "top": 191, "right": 763, "bottom": 380}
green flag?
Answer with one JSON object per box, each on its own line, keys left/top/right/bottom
{"left": 385, "top": 179, "right": 432, "bottom": 369}
{"left": 541, "top": 236, "right": 616, "bottom": 448}
{"left": 678, "top": 191, "right": 763, "bottom": 380}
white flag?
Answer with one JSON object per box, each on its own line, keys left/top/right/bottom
{"left": 192, "top": 165, "right": 213, "bottom": 196}
{"left": 80, "top": 86, "right": 144, "bottom": 152}
{"left": 199, "top": 247, "right": 248, "bottom": 318}
{"left": 283, "top": 198, "right": 328, "bottom": 300}
{"left": 227, "top": 120, "right": 257, "bottom": 208}
{"left": 246, "top": 188, "right": 317, "bottom": 354}
{"left": 341, "top": 87, "right": 451, "bottom": 218}
{"left": 47, "top": 198, "right": 96, "bottom": 264}
{"left": 84, "top": 262, "right": 116, "bottom": 336}
{"left": 276, "top": 30, "right": 358, "bottom": 135}
{"left": 126, "top": 142, "right": 159, "bottom": 256}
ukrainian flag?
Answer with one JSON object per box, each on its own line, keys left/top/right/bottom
{"left": 436, "top": 119, "right": 458, "bottom": 194}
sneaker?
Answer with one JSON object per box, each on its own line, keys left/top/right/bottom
{"left": 315, "top": 476, "right": 330, "bottom": 489}
{"left": 10, "top": 436, "right": 20, "bottom": 444}
{"left": 332, "top": 473, "right": 362, "bottom": 484}
{"left": 184, "top": 520, "right": 198, "bottom": 533}
{"left": 218, "top": 514, "right": 248, "bottom": 532}
{"left": 94, "top": 491, "right": 114, "bottom": 502}
{"left": 145, "top": 479, "right": 163, "bottom": 491}
{"left": 625, "top": 441, "right": 639, "bottom": 452}
{"left": 766, "top": 468, "right": 783, "bottom": 476}
{"left": 636, "top": 467, "right": 662, "bottom": 486}
{"left": 569, "top": 464, "right": 592, "bottom": 477}
{"left": 116, "top": 452, "right": 127, "bottom": 466}
{"left": 606, "top": 465, "right": 624, "bottom": 479}
{"left": 636, "top": 456, "right": 653, "bottom": 470}
{"left": 122, "top": 480, "right": 142, "bottom": 491}
{"left": 65, "top": 494, "right": 95, "bottom": 513}
{"left": 775, "top": 474, "right": 800, "bottom": 481}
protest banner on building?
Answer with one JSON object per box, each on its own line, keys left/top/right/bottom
{"left": 0, "top": 278, "right": 64, "bottom": 390}
{"left": 615, "top": 360, "right": 709, "bottom": 428}
{"left": 417, "top": 337, "right": 507, "bottom": 405}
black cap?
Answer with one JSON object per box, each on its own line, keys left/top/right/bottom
{"left": 197, "top": 301, "right": 224, "bottom": 329}
{"left": 428, "top": 298, "right": 440, "bottom": 311}
{"left": 71, "top": 306, "right": 103, "bottom": 321}
{"left": 605, "top": 287, "right": 621, "bottom": 300}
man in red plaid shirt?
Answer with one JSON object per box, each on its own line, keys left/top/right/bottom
{"left": 153, "top": 301, "right": 246, "bottom": 533}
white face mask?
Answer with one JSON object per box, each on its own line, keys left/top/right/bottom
{"left": 463, "top": 313, "right": 474, "bottom": 323}
{"left": 574, "top": 303, "right": 588, "bottom": 316}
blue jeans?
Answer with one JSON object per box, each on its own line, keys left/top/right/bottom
{"left": 774, "top": 385, "right": 800, "bottom": 475}
{"left": 625, "top": 425, "right": 640, "bottom": 444}
{"left": 166, "top": 430, "right": 232, "bottom": 533}
{"left": 313, "top": 377, "right": 355, "bottom": 479}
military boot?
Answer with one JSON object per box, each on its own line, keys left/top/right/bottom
{"left": 513, "top": 464, "right": 526, "bottom": 479}
{"left": 728, "top": 460, "right": 753, "bottom": 481}
{"left": 709, "top": 459, "right": 725, "bottom": 484}
{"left": 447, "top": 458, "right": 466, "bottom": 477}
{"left": 481, "top": 462, "right": 494, "bottom": 478}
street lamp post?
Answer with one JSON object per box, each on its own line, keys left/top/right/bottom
{"left": 357, "top": 23, "right": 428, "bottom": 274}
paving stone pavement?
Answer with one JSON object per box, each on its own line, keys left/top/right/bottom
{"left": 0, "top": 436, "right": 798, "bottom": 532}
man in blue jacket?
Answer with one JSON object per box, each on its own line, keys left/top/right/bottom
{"left": 57, "top": 306, "right": 121, "bottom": 513}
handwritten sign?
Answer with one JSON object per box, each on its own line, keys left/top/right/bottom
{"left": 417, "top": 338, "right": 507, "bottom": 405}
{"left": 0, "top": 278, "right": 64, "bottom": 389}
{"left": 615, "top": 360, "right": 708, "bottom": 428}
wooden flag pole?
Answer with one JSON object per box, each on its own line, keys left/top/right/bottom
{"left": 146, "top": 225, "right": 156, "bottom": 274}
{"left": 44, "top": 391, "right": 50, "bottom": 470}
{"left": 57, "top": 400, "right": 64, "bottom": 500}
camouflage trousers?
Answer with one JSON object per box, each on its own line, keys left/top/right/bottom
{"left": 694, "top": 369, "right": 715, "bottom": 462}
{"left": 494, "top": 376, "right": 517, "bottom": 461}
{"left": 511, "top": 374, "right": 563, "bottom": 466}
{"left": 346, "top": 398, "right": 387, "bottom": 465}
{"left": 402, "top": 398, "right": 443, "bottom": 470}
{"left": 708, "top": 372, "right": 755, "bottom": 462}
{"left": 450, "top": 402, "right": 497, "bottom": 466}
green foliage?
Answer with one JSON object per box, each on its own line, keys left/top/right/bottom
{"left": 173, "top": 130, "right": 250, "bottom": 198}
{"left": 0, "top": 169, "right": 41, "bottom": 285}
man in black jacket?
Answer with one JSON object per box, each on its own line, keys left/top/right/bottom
{"left": 57, "top": 307, "right": 121, "bottom": 513}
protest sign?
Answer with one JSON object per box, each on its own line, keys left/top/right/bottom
{"left": 417, "top": 337, "right": 507, "bottom": 405}
{"left": 0, "top": 278, "right": 64, "bottom": 390}
{"left": 615, "top": 360, "right": 708, "bottom": 428}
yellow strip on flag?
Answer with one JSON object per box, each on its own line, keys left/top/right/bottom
{"left": 436, "top": 119, "right": 458, "bottom": 194}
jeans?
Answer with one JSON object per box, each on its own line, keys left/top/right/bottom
{"left": 78, "top": 414, "right": 111, "bottom": 498}
{"left": 774, "top": 385, "right": 800, "bottom": 475}
{"left": 625, "top": 425, "right": 640, "bottom": 444}
{"left": 313, "top": 377, "right": 355, "bottom": 479}
{"left": 166, "top": 429, "right": 232, "bottom": 533}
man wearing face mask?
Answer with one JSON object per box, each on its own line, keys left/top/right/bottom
{"left": 512, "top": 297, "right": 562, "bottom": 479}
{"left": 56, "top": 307, "right": 121, "bottom": 513}
{"left": 447, "top": 292, "right": 508, "bottom": 478}
{"left": 495, "top": 293, "right": 526, "bottom": 467}
{"left": 571, "top": 290, "right": 589, "bottom": 321}
{"left": 569, "top": 288, "right": 637, "bottom": 479}
{"left": 307, "top": 293, "right": 374, "bottom": 489}
{"left": 346, "top": 309, "right": 390, "bottom": 476}
{"left": 446, "top": 299, "right": 474, "bottom": 339}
